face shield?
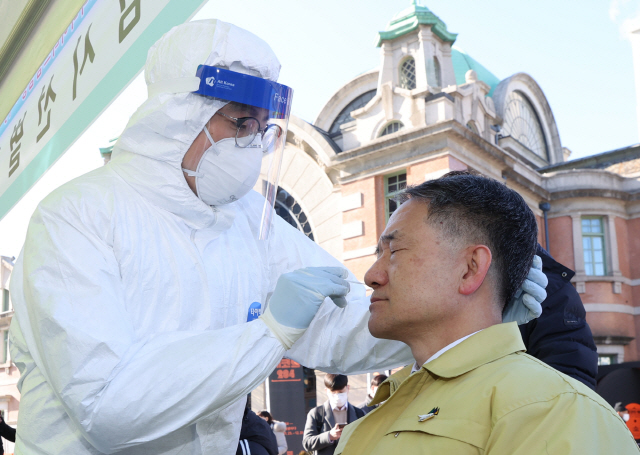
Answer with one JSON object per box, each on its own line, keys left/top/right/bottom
{"left": 193, "top": 65, "right": 293, "bottom": 240}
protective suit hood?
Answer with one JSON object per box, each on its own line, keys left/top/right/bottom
{"left": 110, "top": 20, "right": 281, "bottom": 230}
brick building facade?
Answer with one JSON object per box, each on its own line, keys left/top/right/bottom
{"left": 258, "top": 2, "right": 640, "bottom": 373}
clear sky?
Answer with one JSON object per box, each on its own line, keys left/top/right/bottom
{"left": 0, "top": 0, "right": 638, "bottom": 259}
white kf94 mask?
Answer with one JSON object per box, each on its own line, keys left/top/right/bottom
{"left": 327, "top": 391, "right": 348, "bottom": 409}
{"left": 183, "top": 127, "right": 263, "bottom": 206}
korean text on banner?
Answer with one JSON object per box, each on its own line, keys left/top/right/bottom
{"left": 0, "top": 0, "right": 208, "bottom": 221}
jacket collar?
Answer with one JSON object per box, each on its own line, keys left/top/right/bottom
{"left": 536, "top": 244, "right": 574, "bottom": 294}
{"left": 372, "top": 322, "right": 525, "bottom": 404}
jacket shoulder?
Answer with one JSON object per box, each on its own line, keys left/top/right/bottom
{"left": 489, "top": 352, "right": 611, "bottom": 418}
{"left": 306, "top": 404, "right": 323, "bottom": 418}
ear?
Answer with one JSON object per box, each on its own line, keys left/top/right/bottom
{"left": 459, "top": 245, "right": 492, "bottom": 296}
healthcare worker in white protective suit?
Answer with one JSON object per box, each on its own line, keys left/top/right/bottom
{"left": 8, "top": 20, "right": 547, "bottom": 455}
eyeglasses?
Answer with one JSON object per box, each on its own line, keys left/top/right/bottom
{"left": 216, "top": 111, "right": 283, "bottom": 149}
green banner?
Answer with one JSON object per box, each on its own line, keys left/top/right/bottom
{"left": 0, "top": 0, "right": 207, "bottom": 221}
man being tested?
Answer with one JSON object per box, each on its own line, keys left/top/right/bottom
{"left": 335, "top": 171, "right": 638, "bottom": 454}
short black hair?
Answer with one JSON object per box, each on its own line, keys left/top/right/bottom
{"left": 371, "top": 374, "right": 388, "bottom": 387}
{"left": 258, "top": 410, "right": 273, "bottom": 424}
{"left": 324, "top": 374, "right": 348, "bottom": 391}
{"left": 398, "top": 170, "right": 538, "bottom": 308}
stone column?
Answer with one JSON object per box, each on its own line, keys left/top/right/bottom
{"left": 630, "top": 22, "right": 640, "bottom": 142}
{"left": 571, "top": 214, "right": 586, "bottom": 293}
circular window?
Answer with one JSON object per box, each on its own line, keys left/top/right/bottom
{"left": 501, "top": 91, "right": 548, "bottom": 159}
{"left": 379, "top": 121, "right": 404, "bottom": 137}
{"left": 275, "top": 187, "right": 314, "bottom": 241}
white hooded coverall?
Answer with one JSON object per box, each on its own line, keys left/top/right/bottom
{"left": 8, "top": 20, "right": 413, "bottom": 455}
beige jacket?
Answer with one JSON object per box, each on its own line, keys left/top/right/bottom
{"left": 336, "top": 322, "right": 639, "bottom": 454}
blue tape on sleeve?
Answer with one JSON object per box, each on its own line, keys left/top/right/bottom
{"left": 194, "top": 66, "right": 292, "bottom": 119}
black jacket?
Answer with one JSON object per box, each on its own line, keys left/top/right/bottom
{"left": 303, "top": 401, "right": 364, "bottom": 455}
{"left": 236, "top": 408, "right": 278, "bottom": 455}
{"left": 519, "top": 244, "right": 598, "bottom": 389}
{"left": 357, "top": 395, "right": 377, "bottom": 415}
{"left": 0, "top": 415, "right": 15, "bottom": 455}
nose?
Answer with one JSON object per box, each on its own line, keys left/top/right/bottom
{"left": 364, "top": 257, "right": 388, "bottom": 289}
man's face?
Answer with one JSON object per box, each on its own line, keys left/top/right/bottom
{"left": 364, "top": 199, "right": 466, "bottom": 342}
{"left": 181, "top": 103, "right": 269, "bottom": 194}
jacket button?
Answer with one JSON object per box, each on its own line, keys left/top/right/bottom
{"left": 562, "top": 272, "right": 567, "bottom": 277}
{"left": 394, "top": 432, "right": 399, "bottom": 438}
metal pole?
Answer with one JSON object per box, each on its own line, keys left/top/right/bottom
{"left": 539, "top": 202, "right": 551, "bottom": 251}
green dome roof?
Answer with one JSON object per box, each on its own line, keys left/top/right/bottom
{"left": 451, "top": 46, "right": 501, "bottom": 96}
{"left": 377, "top": 1, "right": 457, "bottom": 47}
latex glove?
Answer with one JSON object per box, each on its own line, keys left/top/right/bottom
{"left": 503, "top": 255, "right": 548, "bottom": 325}
{"left": 260, "top": 267, "right": 349, "bottom": 349}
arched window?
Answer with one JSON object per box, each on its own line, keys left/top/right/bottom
{"left": 433, "top": 57, "right": 442, "bottom": 87}
{"left": 379, "top": 121, "right": 404, "bottom": 137}
{"left": 274, "top": 187, "right": 314, "bottom": 241}
{"left": 501, "top": 91, "right": 548, "bottom": 159}
{"left": 466, "top": 121, "right": 479, "bottom": 134}
{"left": 329, "top": 90, "right": 377, "bottom": 136}
{"left": 399, "top": 57, "right": 416, "bottom": 90}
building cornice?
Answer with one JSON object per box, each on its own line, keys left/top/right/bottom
{"left": 539, "top": 143, "right": 640, "bottom": 174}
{"left": 328, "top": 120, "right": 545, "bottom": 190}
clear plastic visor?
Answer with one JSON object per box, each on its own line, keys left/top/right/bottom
{"left": 194, "top": 65, "right": 293, "bottom": 239}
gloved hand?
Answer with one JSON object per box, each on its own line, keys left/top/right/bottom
{"left": 260, "top": 267, "right": 350, "bottom": 349}
{"left": 502, "top": 255, "right": 548, "bottom": 325}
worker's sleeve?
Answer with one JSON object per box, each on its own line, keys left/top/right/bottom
{"left": 519, "top": 245, "right": 598, "bottom": 389}
{"left": 485, "top": 393, "right": 639, "bottom": 454}
{"left": 10, "top": 203, "right": 285, "bottom": 454}
{"left": 268, "top": 217, "right": 413, "bottom": 374}
{"left": 302, "top": 410, "right": 333, "bottom": 452}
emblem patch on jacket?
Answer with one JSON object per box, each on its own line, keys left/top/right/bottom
{"left": 418, "top": 407, "right": 439, "bottom": 422}
{"left": 247, "top": 302, "right": 262, "bottom": 322}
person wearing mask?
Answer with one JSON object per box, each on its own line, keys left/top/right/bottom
{"left": 8, "top": 19, "right": 547, "bottom": 455}
{"left": 302, "top": 374, "right": 364, "bottom": 455}
{"left": 358, "top": 374, "right": 388, "bottom": 415}
{"left": 258, "top": 410, "right": 288, "bottom": 455}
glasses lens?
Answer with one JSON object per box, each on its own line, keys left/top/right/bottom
{"left": 236, "top": 118, "right": 260, "bottom": 147}
{"left": 262, "top": 125, "right": 283, "bottom": 150}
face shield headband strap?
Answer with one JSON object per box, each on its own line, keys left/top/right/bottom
{"left": 145, "top": 66, "right": 293, "bottom": 122}
{"left": 193, "top": 66, "right": 292, "bottom": 120}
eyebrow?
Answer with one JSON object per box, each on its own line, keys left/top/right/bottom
{"left": 374, "top": 230, "right": 400, "bottom": 255}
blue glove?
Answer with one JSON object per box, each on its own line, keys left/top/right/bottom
{"left": 267, "top": 267, "right": 350, "bottom": 329}
{"left": 502, "top": 255, "right": 548, "bottom": 325}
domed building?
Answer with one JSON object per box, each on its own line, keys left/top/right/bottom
{"left": 249, "top": 3, "right": 640, "bottom": 448}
